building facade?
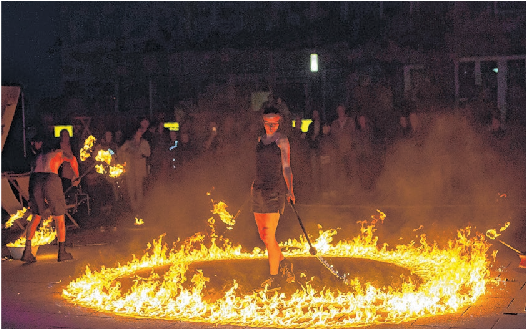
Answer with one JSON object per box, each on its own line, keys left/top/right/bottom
{"left": 56, "top": 2, "right": 526, "bottom": 124}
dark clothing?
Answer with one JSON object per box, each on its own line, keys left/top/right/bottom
{"left": 29, "top": 172, "right": 66, "bottom": 216}
{"left": 251, "top": 186, "right": 286, "bottom": 214}
{"left": 306, "top": 120, "right": 322, "bottom": 153}
{"left": 253, "top": 139, "right": 285, "bottom": 191}
{"left": 252, "top": 137, "right": 287, "bottom": 214}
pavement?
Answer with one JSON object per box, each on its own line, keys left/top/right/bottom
{"left": 2, "top": 200, "right": 526, "bottom": 329}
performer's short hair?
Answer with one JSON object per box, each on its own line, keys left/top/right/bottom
{"left": 263, "top": 107, "right": 281, "bottom": 116}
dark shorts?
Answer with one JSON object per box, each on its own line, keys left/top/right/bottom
{"left": 29, "top": 172, "right": 66, "bottom": 216}
{"left": 251, "top": 184, "right": 286, "bottom": 214}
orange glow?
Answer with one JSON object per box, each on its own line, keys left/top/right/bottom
{"left": 62, "top": 200, "right": 494, "bottom": 327}
{"left": 135, "top": 217, "right": 144, "bottom": 226}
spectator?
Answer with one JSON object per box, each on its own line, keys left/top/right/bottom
{"left": 330, "top": 105, "right": 356, "bottom": 194}
{"left": 203, "top": 121, "right": 219, "bottom": 153}
{"left": 166, "top": 130, "right": 181, "bottom": 179}
{"left": 305, "top": 110, "right": 323, "bottom": 198}
{"left": 289, "top": 114, "right": 309, "bottom": 201}
{"left": 319, "top": 124, "right": 335, "bottom": 200}
{"left": 114, "top": 129, "right": 124, "bottom": 147}
{"left": 152, "top": 123, "right": 171, "bottom": 182}
{"left": 139, "top": 116, "right": 153, "bottom": 145}
{"left": 96, "top": 130, "right": 120, "bottom": 206}
{"left": 260, "top": 92, "right": 275, "bottom": 112}
{"left": 147, "top": 120, "right": 169, "bottom": 185}
{"left": 27, "top": 132, "right": 45, "bottom": 172}
{"left": 354, "top": 115, "right": 375, "bottom": 191}
{"left": 119, "top": 125, "right": 151, "bottom": 216}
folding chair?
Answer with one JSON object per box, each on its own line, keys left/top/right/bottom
{"left": 1, "top": 175, "right": 28, "bottom": 230}
{"left": 6, "top": 172, "right": 31, "bottom": 207}
{"left": 64, "top": 183, "right": 90, "bottom": 229}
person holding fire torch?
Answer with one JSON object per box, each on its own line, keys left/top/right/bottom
{"left": 21, "top": 145, "right": 80, "bottom": 263}
{"left": 252, "top": 107, "right": 296, "bottom": 291}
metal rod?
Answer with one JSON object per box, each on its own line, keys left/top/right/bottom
{"left": 289, "top": 202, "right": 316, "bottom": 255}
{"left": 21, "top": 91, "right": 26, "bottom": 158}
{"left": 289, "top": 202, "right": 349, "bottom": 283}
{"left": 64, "top": 164, "right": 95, "bottom": 195}
{"left": 498, "top": 239, "right": 523, "bottom": 254}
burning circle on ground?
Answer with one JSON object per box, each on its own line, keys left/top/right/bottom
{"left": 63, "top": 205, "right": 491, "bottom": 328}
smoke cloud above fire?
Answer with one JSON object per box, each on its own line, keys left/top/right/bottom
{"left": 111, "top": 111, "right": 524, "bottom": 261}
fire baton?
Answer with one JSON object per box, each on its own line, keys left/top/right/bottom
{"left": 497, "top": 240, "right": 526, "bottom": 268}
{"left": 64, "top": 164, "right": 96, "bottom": 195}
{"left": 289, "top": 201, "right": 349, "bottom": 284}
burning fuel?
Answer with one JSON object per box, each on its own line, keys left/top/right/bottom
{"left": 7, "top": 217, "right": 56, "bottom": 247}
{"left": 4, "top": 207, "right": 30, "bottom": 228}
{"left": 94, "top": 149, "right": 125, "bottom": 178}
{"left": 80, "top": 135, "right": 96, "bottom": 161}
{"left": 62, "top": 200, "right": 494, "bottom": 327}
{"left": 135, "top": 217, "right": 144, "bottom": 226}
{"left": 485, "top": 222, "right": 510, "bottom": 240}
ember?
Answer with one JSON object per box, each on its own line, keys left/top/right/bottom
{"left": 63, "top": 202, "right": 493, "bottom": 327}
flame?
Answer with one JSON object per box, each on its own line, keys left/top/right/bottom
{"left": 109, "top": 164, "right": 125, "bottom": 178}
{"left": 485, "top": 222, "right": 510, "bottom": 240}
{"left": 135, "top": 217, "right": 144, "bottom": 226}
{"left": 211, "top": 201, "right": 235, "bottom": 228}
{"left": 95, "top": 164, "right": 106, "bottom": 174}
{"left": 4, "top": 207, "right": 30, "bottom": 228}
{"left": 94, "top": 149, "right": 125, "bottom": 178}
{"left": 7, "top": 217, "right": 57, "bottom": 247}
{"left": 63, "top": 201, "right": 493, "bottom": 327}
{"left": 207, "top": 191, "right": 237, "bottom": 229}
{"left": 80, "top": 135, "right": 97, "bottom": 161}
{"left": 95, "top": 149, "right": 112, "bottom": 165}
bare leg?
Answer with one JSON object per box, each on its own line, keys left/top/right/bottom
{"left": 255, "top": 213, "right": 284, "bottom": 275}
{"left": 25, "top": 214, "right": 42, "bottom": 240}
{"left": 55, "top": 215, "right": 66, "bottom": 242}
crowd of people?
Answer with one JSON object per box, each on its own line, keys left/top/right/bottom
{"left": 18, "top": 95, "right": 521, "bottom": 284}
{"left": 33, "top": 102, "right": 429, "bottom": 223}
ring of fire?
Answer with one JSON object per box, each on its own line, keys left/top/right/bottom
{"left": 63, "top": 213, "right": 491, "bottom": 328}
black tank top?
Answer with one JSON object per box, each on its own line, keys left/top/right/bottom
{"left": 253, "top": 137, "right": 285, "bottom": 190}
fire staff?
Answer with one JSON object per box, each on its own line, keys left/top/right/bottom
{"left": 21, "top": 148, "right": 80, "bottom": 263}
{"left": 252, "top": 107, "right": 295, "bottom": 290}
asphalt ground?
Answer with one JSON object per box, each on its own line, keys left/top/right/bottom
{"left": 2, "top": 190, "right": 526, "bottom": 329}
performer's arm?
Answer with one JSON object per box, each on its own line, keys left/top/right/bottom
{"left": 68, "top": 156, "right": 80, "bottom": 178}
{"left": 279, "top": 137, "right": 295, "bottom": 204}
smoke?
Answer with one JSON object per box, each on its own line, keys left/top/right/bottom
{"left": 374, "top": 112, "right": 526, "bottom": 246}
{"left": 101, "top": 110, "right": 525, "bottom": 263}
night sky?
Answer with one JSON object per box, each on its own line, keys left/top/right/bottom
{"left": 2, "top": 1, "right": 62, "bottom": 104}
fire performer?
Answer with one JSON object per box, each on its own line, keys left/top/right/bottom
{"left": 252, "top": 107, "right": 296, "bottom": 290}
{"left": 21, "top": 145, "right": 80, "bottom": 263}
